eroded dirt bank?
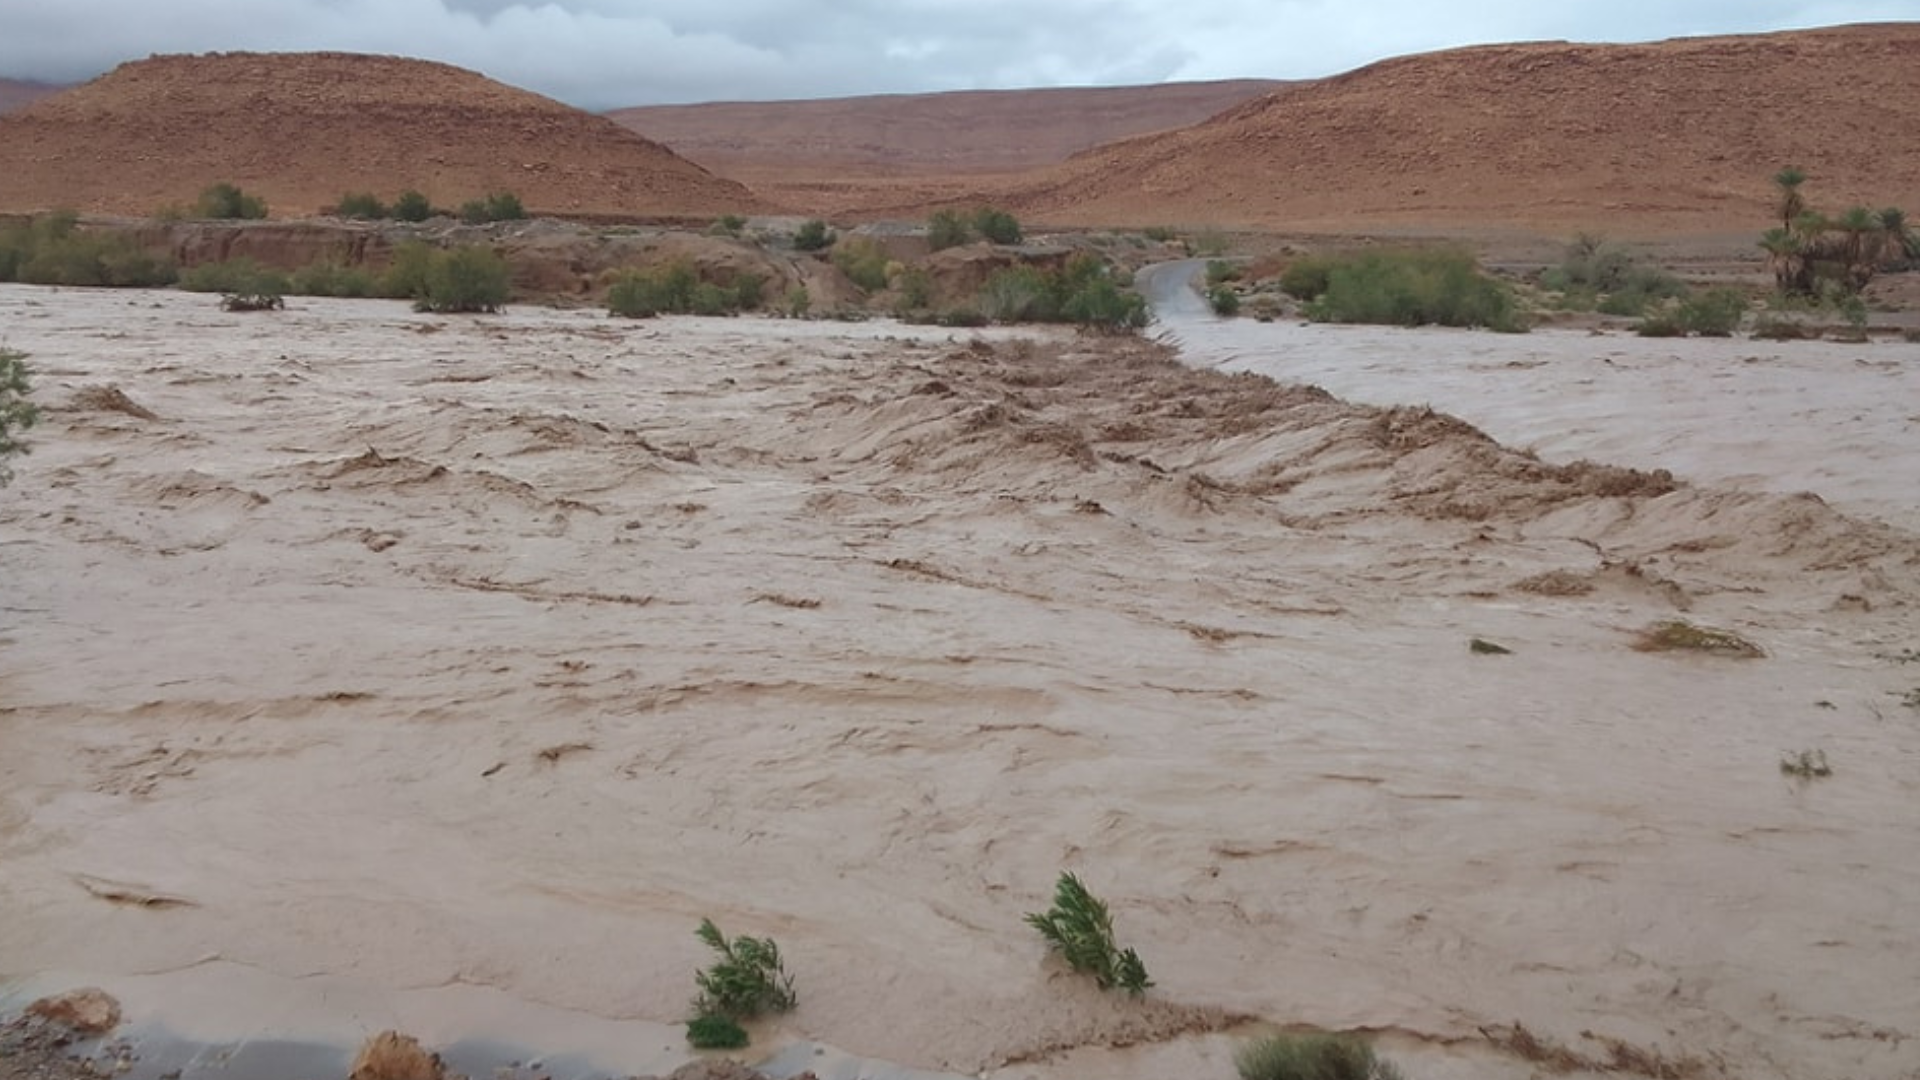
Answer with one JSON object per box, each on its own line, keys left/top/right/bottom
{"left": 1, "top": 285, "right": 1917, "bottom": 1080}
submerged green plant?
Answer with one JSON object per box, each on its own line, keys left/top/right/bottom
{"left": 684, "top": 1013, "right": 749, "bottom": 1050}
{"left": 1025, "top": 872, "right": 1151, "bottom": 994}
{"left": 691, "top": 917, "right": 797, "bottom": 1021}
{"left": 1234, "top": 1033, "right": 1405, "bottom": 1080}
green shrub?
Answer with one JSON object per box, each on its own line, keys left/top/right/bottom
{"left": 1207, "top": 285, "right": 1241, "bottom": 316}
{"left": 1279, "top": 257, "right": 1334, "bottom": 301}
{"left": 458, "top": 192, "right": 527, "bottom": 225}
{"left": 1234, "top": 1034, "right": 1404, "bottom": 1080}
{"left": 793, "top": 219, "right": 835, "bottom": 252}
{"left": 1677, "top": 287, "right": 1747, "bottom": 336}
{"left": 731, "top": 272, "right": 768, "bottom": 312}
{"left": 928, "top": 209, "right": 972, "bottom": 251}
{"left": 194, "top": 182, "right": 268, "bottom": 220}
{"left": 1205, "top": 259, "right": 1241, "bottom": 286}
{"left": 1025, "top": 872, "right": 1151, "bottom": 994}
{"left": 1065, "top": 277, "right": 1150, "bottom": 331}
{"left": 831, "top": 236, "right": 889, "bottom": 292}
{"left": 2, "top": 213, "right": 177, "bottom": 287}
{"left": 336, "top": 192, "right": 388, "bottom": 219}
{"left": 781, "top": 286, "right": 811, "bottom": 319}
{"left": 608, "top": 262, "right": 760, "bottom": 317}
{"left": 685, "top": 1014, "right": 749, "bottom": 1050}
{"left": 0, "top": 348, "right": 38, "bottom": 487}
{"left": 895, "top": 266, "right": 933, "bottom": 311}
{"left": 379, "top": 242, "right": 437, "bottom": 300}
{"left": 1304, "top": 248, "right": 1524, "bottom": 332}
{"left": 392, "top": 190, "right": 434, "bottom": 223}
{"left": 710, "top": 214, "right": 747, "bottom": 236}
{"left": 972, "top": 207, "right": 1022, "bottom": 245}
{"left": 937, "top": 307, "right": 988, "bottom": 327}
{"left": 1142, "top": 226, "right": 1178, "bottom": 243}
{"left": 416, "top": 245, "right": 510, "bottom": 313}
{"left": 691, "top": 918, "right": 797, "bottom": 1021}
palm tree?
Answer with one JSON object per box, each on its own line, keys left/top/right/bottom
{"left": 1835, "top": 206, "right": 1881, "bottom": 290}
{"left": 1759, "top": 227, "right": 1808, "bottom": 294}
{"left": 1878, "top": 207, "right": 1918, "bottom": 270}
{"left": 1773, "top": 167, "right": 1808, "bottom": 231}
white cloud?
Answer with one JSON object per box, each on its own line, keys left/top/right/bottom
{"left": 0, "top": 0, "right": 1908, "bottom": 108}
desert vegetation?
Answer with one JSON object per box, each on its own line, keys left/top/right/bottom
{"left": 685, "top": 918, "right": 796, "bottom": 1049}
{"left": 0, "top": 211, "right": 176, "bottom": 288}
{"left": 0, "top": 348, "right": 37, "bottom": 486}
{"left": 1025, "top": 872, "right": 1151, "bottom": 994}
{"left": 606, "top": 261, "right": 765, "bottom": 317}
{"left": 1279, "top": 248, "right": 1524, "bottom": 332}
{"left": 928, "top": 206, "right": 1024, "bottom": 250}
{"left": 979, "top": 254, "right": 1149, "bottom": 331}
{"left": 1234, "top": 1033, "right": 1405, "bottom": 1080}
{"left": 192, "top": 182, "right": 269, "bottom": 220}
{"left": 1760, "top": 168, "right": 1917, "bottom": 296}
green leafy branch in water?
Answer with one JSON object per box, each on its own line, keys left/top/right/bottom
{"left": 1025, "top": 872, "right": 1152, "bottom": 995}
{"left": 686, "top": 917, "right": 796, "bottom": 1049}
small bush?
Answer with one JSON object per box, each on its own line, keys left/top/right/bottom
{"left": 608, "top": 262, "right": 760, "bottom": 317}
{"left": 336, "top": 192, "right": 388, "bottom": 219}
{"left": 831, "top": 237, "right": 889, "bottom": 292}
{"left": 416, "top": 245, "right": 510, "bottom": 313}
{"left": 194, "top": 182, "right": 268, "bottom": 220}
{"left": 1142, "top": 226, "right": 1179, "bottom": 243}
{"left": 972, "top": 207, "right": 1022, "bottom": 245}
{"left": 710, "top": 214, "right": 747, "bottom": 237}
{"left": 793, "top": 220, "right": 835, "bottom": 252}
{"left": 1304, "top": 248, "right": 1524, "bottom": 332}
{"left": 1677, "top": 287, "right": 1747, "bottom": 336}
{"left": 928, "top": 209, "right": 972, "bottom": 251}
{"left": 0, "top": 348, "right": 39, "bottom": 486}
{"left": 459, "top": 192, "right": 527, "bottom": 225}
{"left": 1025, "top": 872, "right": 1151, "bottom": 994}
{"left": 1234, "top": 1034, "right": 1404, "bottom": 1080}
{"left": 379, "top": 242, "right": 438, "bottom": 300}
{"left": 1279, "top": 257, "right": 1334, "bottom": 301}
{"left": 781, "top": 286, "right": 811, "bottom": 318}
{"left": 1066, "top": 277, "right": 1150, "bottom": 331}
{"left": 392, "top": 190, "right": 435, "bottom": 222}
{"left": 1207, "top": 285, "right": 1241, "bottom": 316}
{"left": 1205, "top": 259, "right": 1241, "bottom": 286}
{"left": 2, "top": 212, "right": 176, "bottom": 287}
{"left": 895, "top": 266, "right": 933, "bottom": 311}
{"left": 685, "top": 1014, "right": 748, "bottom": 1050}
{"left": 691, "top": 918, "right": 797, "bottom": 1021}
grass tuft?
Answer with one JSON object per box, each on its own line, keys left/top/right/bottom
{"left": 1234, "top": 1033, "right": 1404, "bottom": 1080}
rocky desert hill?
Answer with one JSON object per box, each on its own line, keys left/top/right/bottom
{"left": 0, "top": 52, "right": 770, "bottom": 219}
{"left": 610, "top": 80, "right": 1280, "bottom": 212}
{"left": 0, "top": 78, "right": 62, "bottom": 114}
{"left": 993, "top": 23, "right": 1920, "bottom": 233}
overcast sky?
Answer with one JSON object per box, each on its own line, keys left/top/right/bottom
{"left": 0, "top": 1, "right": 1911, "bottom": 109}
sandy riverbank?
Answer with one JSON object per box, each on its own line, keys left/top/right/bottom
{"left": 2, "top": 285, "right": 1917, "bottom": 1080}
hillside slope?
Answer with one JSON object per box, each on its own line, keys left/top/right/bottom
{"left": 1003, "top": 23, "right": 1920, "bottom": 233}
{"left": 610, "top": 79, "right": 1282, "bottom": 177}
{"left": 0, "top": 52, "right": 770, "bottom": 219}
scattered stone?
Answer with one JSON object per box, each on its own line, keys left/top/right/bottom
{"left": 25, "top": 989, "right": 121, "bottom": 1036}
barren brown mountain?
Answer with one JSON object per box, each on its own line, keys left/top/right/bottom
{"left": 610, "top": 80, "right": 1281, "bottom": 213}
{"left": 0, "top": 78, "right": 63, "bottom": 114}
{"left": 998, "top": 23, "right": 1920, "bottom": 233}
{"left": 0, "top": 52, "right": 770, "bottom": 219}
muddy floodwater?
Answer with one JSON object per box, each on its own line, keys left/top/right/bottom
{"left": 2, "top": 282, "right": 1917, "bottom": 1080}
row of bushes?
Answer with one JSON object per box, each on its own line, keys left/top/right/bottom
{"left": 607, "top": 262, "right": 769, "bottom": 318}
{"left": 178, "top": 243, "right": 510, "bottom": 313}
{"left": 1281, "top": 248, "right": 1525, "bottom": 332}
{"left": 977, "top": 254, "right": 1148, "bottom": 331}
{"left": 929, "top": 206, "right": 1023, "bottom": 250}
{"left": 0, "top": 212, "right": 177, "bottom": 287}
{"left": 337, "top": 189, "right": 528, "bottom": 226}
